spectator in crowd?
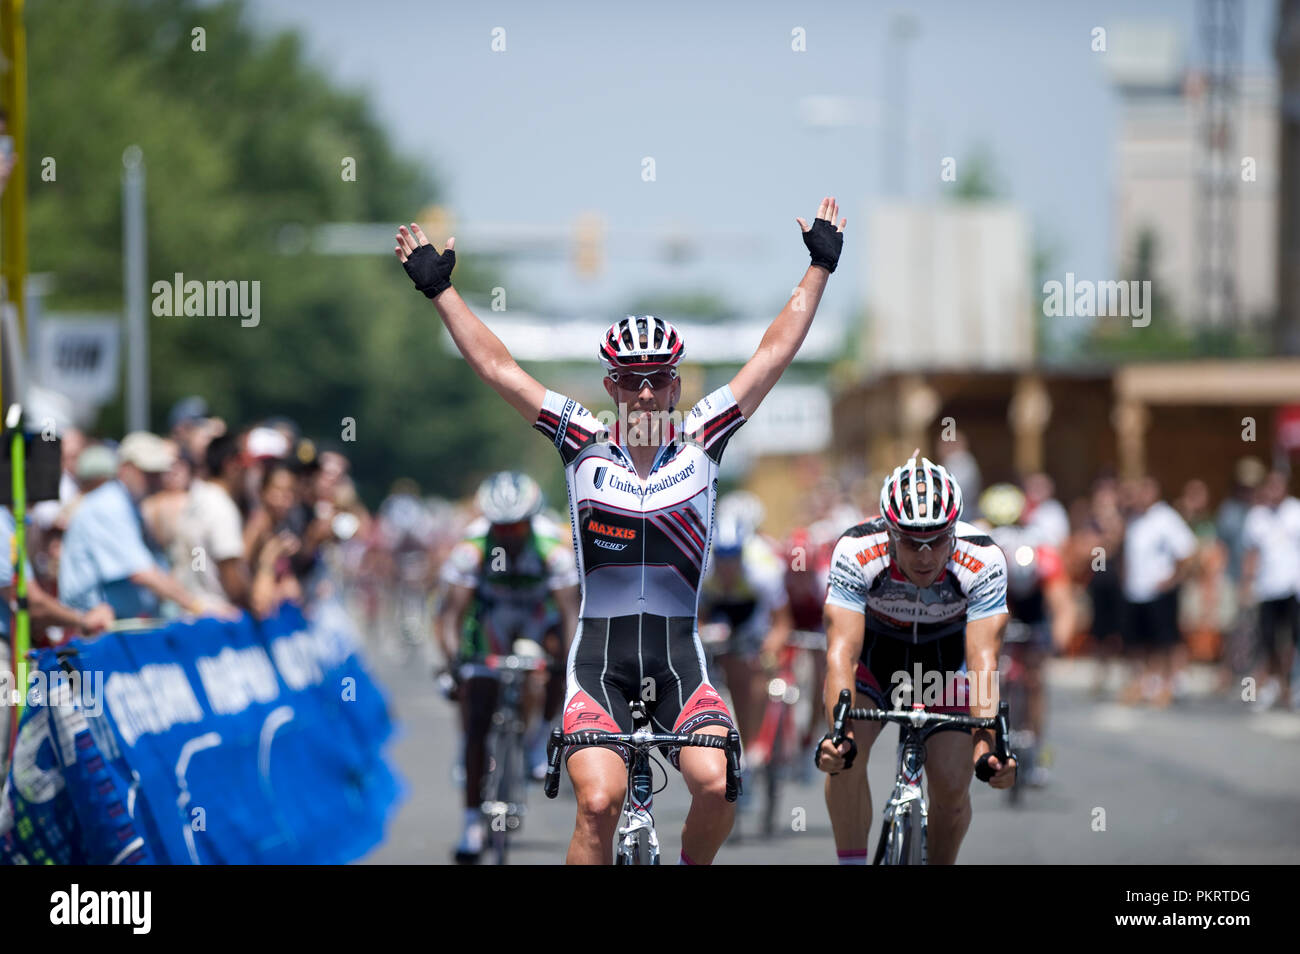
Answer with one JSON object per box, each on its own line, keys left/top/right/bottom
{"left": 2, "top": 506, "right": 114, "bottom": 647}
{"left": 1120, "top": 476, "right": 1198, "bottom": 707}
{"left": 74, "top": 443, "right": 118, "bottom": 495}
{"left": 1081, "top": 476, "right": 1127, "bottom": 697}
{"left": 288, "top": 438, "right": 333, "bottom": 582}
{"left": 246, "top": 460, "right": 305, "bottom": 617}
{"left": 938, "top": 431, "right": 982, "bottom": 521}
{"left": 1023, "top": 472, "right": 1070, "bottom": 549}
{"left": 241, "top": 425, "right": 291, "bottom": 519}
{"left": 173, "top": 433, "right": 251, "bottom": 608}
{"left": 1175, "top": 479, "right": 1234, "bottom": 673}
{"left": 141, "top": 440, "right": 192, "bottom": 569}
{"left": 167, "top": 396, "right": 226, "bottom": 468}
{"left": 58, "top": 432, "right": 231, "bottom": 620}
{"left": 1240, "top": 470, "right": 1300, "bottom": 711}
{"left": 1215, "top": 456, "right": 1268, "bottom": 687}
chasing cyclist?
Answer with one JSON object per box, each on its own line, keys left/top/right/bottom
{"left": 815, "top": 456, "right": 1016, "bottom": 864}
{"left": 437, "top": 471, "right": 580, "bottom": 863}
{"left": 396, "top": 196, "right": 845, "bottom": 864}
{"left": 978, "top": 482, "right": 1072, "bottom": 788}
{"left": 698, "top": 509, "right": 793, "bottom": 769}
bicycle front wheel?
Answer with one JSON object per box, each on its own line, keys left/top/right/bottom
{"left": 900, "top": 808, "right": 925, "bottom": 865}
{"left": 485, "top": 729, "right": 523, "bottom": 865}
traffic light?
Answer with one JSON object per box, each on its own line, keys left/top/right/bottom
{"left": 574, "top": 212, "right": 604, "bottom": 278}
{"left": 417, "top": 204, "right": 455, "bottom": 242}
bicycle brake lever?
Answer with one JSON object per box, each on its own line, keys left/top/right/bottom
{"left": 995, "top": 700, "right": 1014, "bottom": 767}
{"left": 831, "top": 688, "right": 851, "bottom": 746}
{"left": 724, "top": 729, "right": 742, "bottom": 802}
{"left": 543, "top": 726, "right": 564, "bottom": 799}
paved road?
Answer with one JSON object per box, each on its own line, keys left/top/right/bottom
{"left": 359, "top": 646, "right": 1300, "bottom": 865}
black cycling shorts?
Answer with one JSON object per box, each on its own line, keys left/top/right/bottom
{"left": 563, "top": 614, "right": 734, "bottom": 768}
{"left": 855, "top": 629, "right": 972, "bottom": 738}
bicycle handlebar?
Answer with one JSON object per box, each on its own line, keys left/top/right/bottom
{"left": 543, "top": 726, "right": 743, "bottom": 802}
{"left": 829, "top": 689, "right": 1013, "bottom": 766}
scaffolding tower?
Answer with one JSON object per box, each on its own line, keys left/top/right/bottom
{"left": 1197, "top": 0, "right": 1242, "bottom": 331}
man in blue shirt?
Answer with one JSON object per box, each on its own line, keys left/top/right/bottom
{"left": 59, "top": 432, "right": 222, "bottom": 620}
{"left": 2, "top": 506, "right": 114, "bottom": 641}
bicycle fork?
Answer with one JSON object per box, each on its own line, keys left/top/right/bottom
{"left": 617, "top": 747, "right": 661, "bottom": 864}
{"left": 877, "top": 736, "right": 928, "bottom": 865}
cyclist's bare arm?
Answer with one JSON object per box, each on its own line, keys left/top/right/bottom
{"left": 965, "top": 612, "right": 1015, "bottom": 786}
{"left": 394, "top": 224, "right": 546, "bottom": 424}
{"left": 551, "top": 583, "right": 580, "bottom": 660}
{"left": 817, "top": 603, "right": 865, "bottom": 772}
{"left": 824, "top": 603, "right": 864, "bottom": 724}
{"left": 437, "top": 583, "right": 475, "bottom": 666}
{"left": 729, "top": 197, "right": 846, "bottom": 419}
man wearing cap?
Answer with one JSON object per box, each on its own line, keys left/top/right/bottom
{"left": 59, "top": 432, "right": 229, "bottom": 621}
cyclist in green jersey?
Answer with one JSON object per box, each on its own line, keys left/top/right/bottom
{"left": 437, "top": 472, "right": 580, "bottom": 862}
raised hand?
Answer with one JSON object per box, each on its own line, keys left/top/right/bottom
{"left": 395, "top": 223, "right": 456, "bottom": 298}
{"left": 795, "top": 196, "right": 847, "bottom": 273}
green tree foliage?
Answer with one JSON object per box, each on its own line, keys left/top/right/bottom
{"left": 27, "top": 0, "right": 521, "bottom": 503}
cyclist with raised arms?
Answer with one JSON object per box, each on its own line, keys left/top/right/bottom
{"left": 396, "top": 197, "right": 845, "bottom": 865}
{"left": 815, "top": 456, "right": 1016, "bottom": 864}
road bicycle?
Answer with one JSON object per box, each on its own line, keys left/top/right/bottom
{"left": 543, "top": 701, "right": 742, "bottom": 864}
{"left": 473, "top": 650, "right": 551, "bottom": 865}
{"left": 748, "top": 628, "right": 825, "bottom": 837}
{"left": 827, "top": 688, "right": 1013, "bottom": 865}
{"left": 999, "top": 619, "right": 1038, "bottom": 804}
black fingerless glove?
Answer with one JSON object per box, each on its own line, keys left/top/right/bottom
{"left": 802, "top": 218, "right": 843, "bottom": 273}
{"left": 403, "top": 243, "right": 455, "bottom": 299}
{"left": 815, "top": 732, "right": 857, "bottom": 772}
{"left": 974, "top": 752, "right": 997, "bottom": 783}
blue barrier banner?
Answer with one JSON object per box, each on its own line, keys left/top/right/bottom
{"left": 0, "top": 601, "right": 402, "bottom": 864}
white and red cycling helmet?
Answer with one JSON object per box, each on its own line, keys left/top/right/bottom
{"left": 599, "top": 315, "right": 685, "bottom": 370}
{"left": 879, "top": 456, "right": 963, "bottom": 536}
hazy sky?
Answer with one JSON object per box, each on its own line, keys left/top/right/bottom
{"left": 249, "top": 0, "right": 1277, "bottom": 325}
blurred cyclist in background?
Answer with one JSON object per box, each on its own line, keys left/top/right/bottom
{"left": 979, "top": 483, "right": 1072, "bottom": 787}
{"left": 436, "top": 472, "right": 579, "bottom": 863}
{"left": 784, "top": 523, "right": 833, "bottom": 763}
{"left": 375, "top": 479, "right": 440, "bottom": 652}
{"left": 698, "top": 502, "right": 792, "bottom": 769}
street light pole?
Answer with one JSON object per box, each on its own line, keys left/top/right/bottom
{"left": 122, "top": 145, "right": 148, "bottom": 432}
{"left": 882, "top": 13, "right": 918, "bottom": 197}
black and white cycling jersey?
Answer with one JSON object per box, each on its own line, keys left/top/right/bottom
{"left": 532, "top": 385, "right": 746, "bottom": 741}
{"left": 825, "top": 517, "right": 1008, "bottom": 643}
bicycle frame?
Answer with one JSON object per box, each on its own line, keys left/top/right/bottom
{"left": 828, "top": 689, "right": 1013, "bottom": 866}
{"left": 876, "top": 724, "right": 929, "bottom": 865}
{"left": 617, "top": 727, "right": 663, "bottom": 864}
{"left": 470, "top": 653, "right": 550, "bottom": 863}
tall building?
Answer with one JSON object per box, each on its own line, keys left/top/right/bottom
{"left": 1108, "top": 22, "right": 1276, "bottom": 331}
